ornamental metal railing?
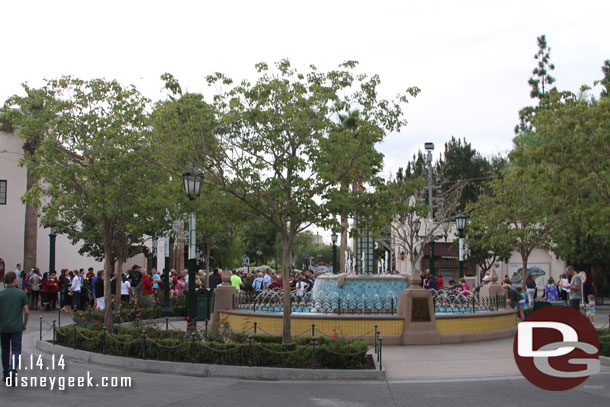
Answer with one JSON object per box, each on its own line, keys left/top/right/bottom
{"left": 431, "top": 289, "right": 506, "bottom": 313}
{"left": 233, "top": 290, "right": 398, "bottom": 315}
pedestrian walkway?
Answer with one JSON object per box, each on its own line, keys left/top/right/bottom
{"left": 382, "top": 306, "right": 610, "bottom": 380}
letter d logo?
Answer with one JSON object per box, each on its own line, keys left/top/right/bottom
{"left": 518, "top": 322, "right": 577, "bottom": 357}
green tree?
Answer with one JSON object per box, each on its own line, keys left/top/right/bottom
{"left": 156, "top": 60, "right": 418, "bottom": 342}
{"left": 528, "top": 34, "right": 556, "bottom": 100}
{"left": 15, "top": 77, "right": 166, "bottom": 332}
{"left": 462, "top": 201, "right": 514, "bottom": 274}
{"left": 3, "top": 86, "right": 57, "bottom": 271}
{"left": 437, "top": 136, "right": 494, "bottom": 212}
{"left": 471, "top": 166, "right": 563, "bottom": 290}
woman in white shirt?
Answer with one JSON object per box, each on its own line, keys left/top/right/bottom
{"left": 70, "top": 271, "right": 82, "bottom": 311}
{"left": 121, "top": 276, "right": 131, "bottom": 303}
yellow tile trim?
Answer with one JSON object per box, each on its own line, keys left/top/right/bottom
{"left": 436, "top": 313, "right": 517, "bottom": 335}
{"left": 219, "top": 313, "right": 403, "bottom": 337}
{"left": 219, "top": 312, "right": 517, "bottom": 337}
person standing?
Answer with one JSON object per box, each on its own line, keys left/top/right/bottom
{"left": 0, "top": 271, "right": 30, "bottom": 384}
{"left": 94, "top": 271, "right": 105, "bottom": 310}
{"left": 30, "top": 269, "right": 41, "bottom": 310}
{"left": 70, "top": 270, "right": 82, "bottom": 311}
{"left": 15, "top": 264, "right": 23, "bottom": 288}
{"left": 565, "top": 266, "right": 582, "bottom": 312}
{"left": 208, "top": 269, "right": 222, "bottom": 290}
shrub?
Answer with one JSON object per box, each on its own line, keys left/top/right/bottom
{"left": 54, "top": 325, "right": 371, "bottom": 369}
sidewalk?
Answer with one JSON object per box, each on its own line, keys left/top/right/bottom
{"left": 382, "top": 307, "right": 610, "bottom": 380}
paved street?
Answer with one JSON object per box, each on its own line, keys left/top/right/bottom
{"left": 1, "top": 292, "right": 609, "bottom": 406}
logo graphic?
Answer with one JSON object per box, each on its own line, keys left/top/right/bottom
{"left": 513, "top": 306, "right": 600, "bottom": 391}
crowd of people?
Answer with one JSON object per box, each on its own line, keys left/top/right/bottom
{"left": 224, "top": 268, "right": 316, "bottom": 298}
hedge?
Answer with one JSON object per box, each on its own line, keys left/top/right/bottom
{"left": 73, "top": 298, "right": 187, "bottom": 325}
{"left": 54, "top": 325, "right": 372, "bottom": 369}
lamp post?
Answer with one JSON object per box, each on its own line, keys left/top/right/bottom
{"left": 331, "top": 230, "right": 338, "bottom": 274}
{"left": 455, "top": 213, "right": 467, "bottom": 279}
{"left": 182, "top": 169, "right": 203, "bottom": 325}
{"left": 48, "top": 228, "right": 57, "bottom": 274}
{"left": 162, "top": 233, "right": 172, "bottom": 316}
{"left": 424, "top": 142, "right": 436, "bottom": 275}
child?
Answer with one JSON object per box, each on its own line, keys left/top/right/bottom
{"left": 585, "top": 294, "right": 596, "bottom": 324}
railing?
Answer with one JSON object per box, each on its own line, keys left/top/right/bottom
{"left": 432, "top": 290, "right": 506, "bottom": 313}
{"left": 233, "top": 290, "right": 397, "bottom": 315}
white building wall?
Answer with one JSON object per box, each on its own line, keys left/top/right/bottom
{"left": 0, "top": 131, "right": 144, "bottom": 274}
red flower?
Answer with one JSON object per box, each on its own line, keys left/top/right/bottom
{"left": 137, "top": 312, "right": 142, "bottom": 316}
{"left": 247, "top": 313, "right": 252, "bottom": 317}
{"left": 186, "top": 316, "right": 190, "bottom": 321}
{"left": 225, "top": 307, "right": 229, "bottom": 310}
{"left": 94, "top": 322, "right": 99, "bottom": 326}
{"left": 125, "top": 317, "right": 130, "bottom": 321}
{"left": 332, "top": 328, "right": 336, "bottom": 332}
{"left": 331, "top": 335, "right": 337, "bottom": 340}
{"left": 188, "top": 326, "right": 193, "bottom": 331}
{"left": 82, "top": 317, "right": 86, "bottom": 321}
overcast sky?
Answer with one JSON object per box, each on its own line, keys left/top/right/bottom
{"left": 2, "top": 0, "right": 609, "bottom": 174}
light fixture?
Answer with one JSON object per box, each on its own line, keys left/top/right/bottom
{"left": 455, "top": 213, "right": 467, "bottom": 233}
{"left": 182, "top": 168, "right": 203, "bottom": 200}
{"left": 331, "top": 230, "right": 338, "bottom": 245}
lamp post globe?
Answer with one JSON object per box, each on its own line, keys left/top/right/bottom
{"left": 182, "top": 169, "right": 203, "bottom": 200}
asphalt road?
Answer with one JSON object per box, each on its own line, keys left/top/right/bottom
{"left": 2, "top": 300, "right": 609, "bottom": 406}
{"left": 1, "top": 323, "right": 609, "bottom": 407}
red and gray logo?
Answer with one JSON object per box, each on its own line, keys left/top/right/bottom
{"left": 513, "top": 306, "right": 600, "bottom": 391}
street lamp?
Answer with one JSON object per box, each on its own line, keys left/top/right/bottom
{"left": 331, "top": 230, "right": 338, "bottom": 274}
{"left": 455, "top": 213, "right": 467, "bottom": 278}
{"left": 162, "top": 233, "right": 172, "bottom": 316}
{"left": 182, "top": 169, "right": 203, "bottom": 325}
{"left": 49, "top": 228, "right": 57, "bottom": 274}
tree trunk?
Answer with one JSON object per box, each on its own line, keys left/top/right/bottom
{"left": 340, "top": 215, "right": 348, "bottom": 274}
{"left": 521, "top": 252, "right": 529, "bottom": 292}
{"left": 102, "top": 217, "right": 115, "bottom": 333}
{"left": 115, "top": 233, "right": 126, "bottom": 311}
{"left": 205, "top": 244, "right": 211, "bottom": 287}
{"left": 281, "top": 233, "right": 293, "bottom": 343}
{"left": 23, "top": 169, "right": 38, "bottom": 271}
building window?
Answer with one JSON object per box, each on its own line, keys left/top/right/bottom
{"left": 0, "top": 180, "right": 6, "bottom": 205}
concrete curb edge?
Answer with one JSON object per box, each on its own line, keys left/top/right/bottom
{"left": 36, "top": 340, "right": 385, "bottom": 381}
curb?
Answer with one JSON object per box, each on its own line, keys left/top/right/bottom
{"left": 36, "top": 340, "right": 385, "bottom": 381}
{"left": 600, "top": 356, "right": 610, "bottom": 367}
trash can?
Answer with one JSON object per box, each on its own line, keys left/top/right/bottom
{"left": 197, "top": 288, "right": 214, "bottom": 321}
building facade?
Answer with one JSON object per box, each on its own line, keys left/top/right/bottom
{"left": 393, "top": 219, "right": 566, "bottom": 288}
{"left": 0, "top": 131, "right": 144, "bottom": 278}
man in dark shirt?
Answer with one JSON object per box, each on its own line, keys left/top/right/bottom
{"left": 208, "top": 269, "right": 222, "bottom": 290}
{"left": 0, "top": 271, "right": 30, "bottom": 384}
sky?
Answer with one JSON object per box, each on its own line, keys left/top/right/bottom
{"left": 2, "top": 0, "right": 609, "bottom": 242}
